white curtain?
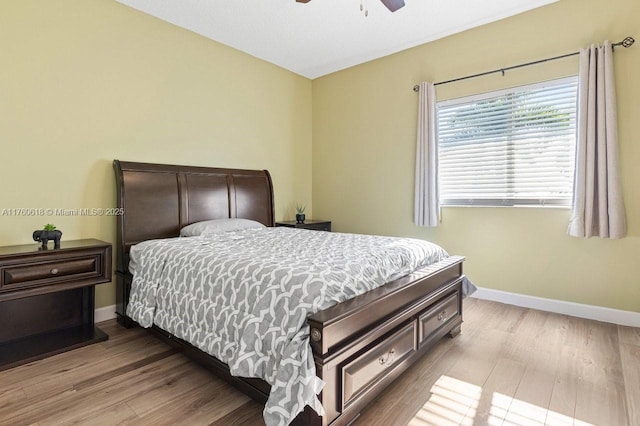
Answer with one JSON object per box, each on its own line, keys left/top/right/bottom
{"left": 414, "top": 82, "right": 439, "bottom": 227}
{"left": 568, "top": 41, "right": 627, "bottom": 238}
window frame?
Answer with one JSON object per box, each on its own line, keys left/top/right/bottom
{"left": 436, "top": 76, "right": 579, "bottom": 208}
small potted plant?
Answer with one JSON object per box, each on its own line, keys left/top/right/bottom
{"left": 296, "top": 204, "right": 306, "bottom": 224}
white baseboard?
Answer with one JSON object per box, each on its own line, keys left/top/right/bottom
{"left": 471, "top": 287, "right": 640, "bottom": 328}
{"left": 95, "top": 304, "right": 117, "bottom": 323}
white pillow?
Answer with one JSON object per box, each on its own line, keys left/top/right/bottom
{"left": 179, "top": 218, "right": 266, "bottom": 237}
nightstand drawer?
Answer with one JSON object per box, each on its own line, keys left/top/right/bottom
{"left": 2, "top": 257, "right": 100, "bottom": 288}
{"left": 0, "top": 242, "right": 111, "bottom": 297}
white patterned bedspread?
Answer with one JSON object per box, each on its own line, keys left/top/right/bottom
{"left": 127, "top": 227, "right": 451, "bottom": 426}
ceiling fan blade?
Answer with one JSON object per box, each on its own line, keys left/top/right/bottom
{"left": 296, "top": 0, "right": 404, "bottom": 12}
{"left": 380, "top": 0, "right": 405, "bottom": 12}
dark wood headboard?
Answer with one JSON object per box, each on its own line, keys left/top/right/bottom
{"left": 113, "top": 160, "right": 274, "bottom": 273}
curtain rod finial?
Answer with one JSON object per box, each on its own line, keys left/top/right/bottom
{"left": 413, "top": 85, "right": 420, "bottom": 92}
{"left": 614, "top": 36, "right": 635, "bottom": 48}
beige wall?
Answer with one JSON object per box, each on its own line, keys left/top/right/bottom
{"left": 3, "top": 0, "right": 638, "bottom": 313}
{"left": 0, "top": 1, "right": 313, "bottom": 308}
{"left": 312, "top": 0, "right": 640, "bottom": 312}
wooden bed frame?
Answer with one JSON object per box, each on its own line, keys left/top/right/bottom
{"left": 113, "top": 160, "right": 466, "bottom": 426}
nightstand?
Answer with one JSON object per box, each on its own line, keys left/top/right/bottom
{"left": 276, "top": 220, "right": 332, "bottom": 232}
{"left": 0, "top": 239, "right": 112, "bottom": 371}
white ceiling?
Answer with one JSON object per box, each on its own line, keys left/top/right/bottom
{"left": 116, "top": 0, "right": 558, "bottom": 79}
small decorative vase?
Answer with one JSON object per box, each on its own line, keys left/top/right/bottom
{"left": 296, "top": 213, "right": 305, "bottom": 224}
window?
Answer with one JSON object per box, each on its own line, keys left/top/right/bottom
{"left": 437, "top": 77, "right": 578, "bottom": 207}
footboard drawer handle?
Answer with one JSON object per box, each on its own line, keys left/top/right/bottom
{"left": 50, "top": 268, "right": 59, "bottom": 275}
{"left": 378, "top": 349, "right": 396, "bottom": 366}
{"left": 437, "top": 310, "right": 448, "bottom": 322}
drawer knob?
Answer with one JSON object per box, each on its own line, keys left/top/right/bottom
{"left": 438, "top": 310, "right": 448, "bottom": 322}
{"left": 378, "top": 349, "right": 396, "bottom": 366}
{"left": 50, "top": 268, "right": 59, "bottom": 275}
{"left": 311, "top": 328, "right": 322, "bottom": 342}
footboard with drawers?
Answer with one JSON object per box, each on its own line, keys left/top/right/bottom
{"left": 306, "top": 257, "right": 464, "bottom": 425}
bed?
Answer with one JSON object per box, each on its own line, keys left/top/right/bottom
{"left": 113, "top": 160, "right": 470, "bottom": 426}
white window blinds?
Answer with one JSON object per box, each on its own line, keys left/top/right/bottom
{"left": 437, "top": 77, "right": 578, "bottom": 207}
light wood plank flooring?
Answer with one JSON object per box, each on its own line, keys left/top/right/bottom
{"left": 0, "top": 298, "right": 637, "bottom": 426}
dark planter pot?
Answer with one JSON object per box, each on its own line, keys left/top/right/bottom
{"left": 33, "top": 229, "right": 63, "bottom": 249}
{"left": 296, "top": 214, "right": 305, "bottom": 224}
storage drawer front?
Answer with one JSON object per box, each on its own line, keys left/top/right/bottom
{"left": 419, "top": 292, "right": 459, "bottom": 347}
{"left": 2, "top": 257, "right": 100, "bottom": 289}
{"left": 342, "top": 321, "right": 417, "bottom": 408}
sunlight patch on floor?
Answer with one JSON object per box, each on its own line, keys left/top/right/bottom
{"left": 500, "top": 392, "right": 556, "bottom": 425}
{"left": 544, "top": 409, "right": 578, "bottom": 426}
{"left": 484, "top": 390, "right": 512, "bottom": 426}
{"left": 407, "top": 376, "right": 595, "bottom": 426}
{"left": 408, "top": 376, "right": 481, "bottom": 426}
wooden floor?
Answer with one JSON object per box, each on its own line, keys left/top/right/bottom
{"left": 1, "top": 298, "right": 638, "bottom": 426}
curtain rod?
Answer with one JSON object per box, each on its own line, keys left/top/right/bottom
{"left": 412, "top": 36, "right": 635, "bottom": 92}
